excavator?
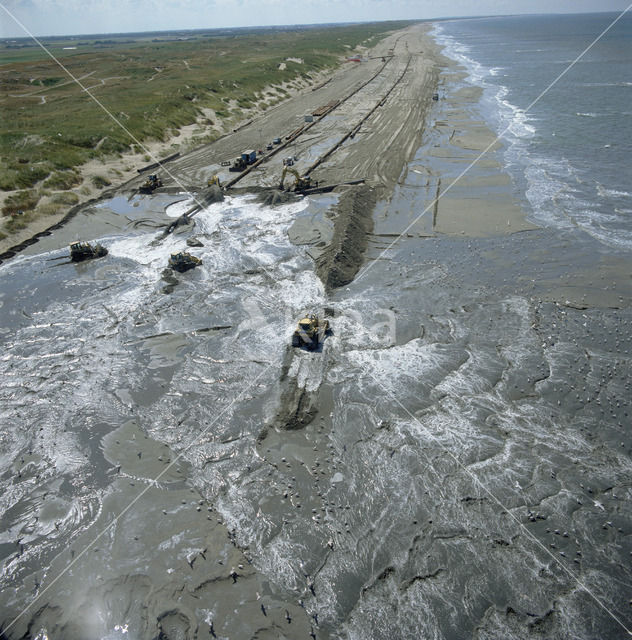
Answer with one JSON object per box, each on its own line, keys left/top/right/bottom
{"left": 207, "top": 175, "right": 221, "bottom": 187}
{"left": 279, "top": 167, "right": 315, "bottom": 192}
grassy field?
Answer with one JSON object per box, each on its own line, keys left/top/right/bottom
{"left": 0, "top": 21, "right": 413, "bottom": 236}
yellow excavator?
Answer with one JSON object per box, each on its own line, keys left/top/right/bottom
{"left": 207, "top": 175, "right": 221, "bottom": 187}
{"left": 279, "top": 167, "right": 315, "bottom": 192}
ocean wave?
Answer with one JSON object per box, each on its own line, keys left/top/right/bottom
{"left": 596, "top": 184, "right": 632, "bottom": 199}
{"left": 431, "top": 25, "right": 488, "bottom": 84}
{"left": 496, "top": 92, "right": 536, "bottom": 138}
{"left": 571, "top": 213, "right": 632, "bottom": 250}
{"left": 523, "top": 159, "right": 632, "bottom": 249}
{"left": 432, "top": 24, "right": 536, "bottom": 146}
{"left": 581, "top": 81, "right": 632, "bottom": 87}
{"left": 524, "top": 162, "right": 575, "bottom": 228}
{"left": 573, "top": 111, "right": 620, "bottom": 119}
{"left": 431, "top": 21, "right": 632, "bottom": 253}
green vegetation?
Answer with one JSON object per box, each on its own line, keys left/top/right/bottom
{"left": 43, "top": 170, "right": 83, "bottom": 189}
{"left": 92, "top": 175, "right": 112, "bottom": 188}
{"left": 50, "top": 191, "right": 80, "bottom": 205}
{"left": 38, "top": 192, "right": 79, "bottom": 216}
{"left": 1, "top": 189, "right": 40, "bottom": 216}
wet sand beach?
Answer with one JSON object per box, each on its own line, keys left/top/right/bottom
{"left": 1, "top": 22, "right": 631, "bottom": 640}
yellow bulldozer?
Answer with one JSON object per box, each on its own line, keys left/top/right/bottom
{"left": 291, "top": 313, "right": 330, "bottom": 350}
{"left": 69, "top": 241, "right": 108, "bottom": 262}
{"left": 168, "top": 251, "right": 202, "bottom": 273}
{"left": 279, "top": 167, "right": 315, "bottom": 192}
{"left": 139, "top": 174, "right": 162, "bottom": 194}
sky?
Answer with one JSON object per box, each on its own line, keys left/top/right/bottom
{"left": 1, "top": 0, "right": 630, "bottom": 39}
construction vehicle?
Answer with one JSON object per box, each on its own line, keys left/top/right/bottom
{"left": 229, "top": 149, "right": 257, "bottom": 172}
{"left": 207, "top": 175, "right": 221, "bottom": 188}
{"left": 139, "top": 174, "right": 163, "bottom": 193}
{"left": 69, "top": 241, "right": 108, "bottom": 262}
{"left": 291, "top": 314, "right": 330, "bottom": 350}
{"left": 279, "top": 167, "right": 315, "bottom": 192}
{"left": 229, "top": 157, "right": 247, "bottom": 172}
{"left": 168, "top": 252, "right": 202, "bottom": 273}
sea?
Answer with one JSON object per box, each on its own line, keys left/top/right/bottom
{"left": 433, "top": 11, "right": 632, "bottom": 251}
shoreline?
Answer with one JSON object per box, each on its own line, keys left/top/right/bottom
{"left": 420, "top": 26, "right": 631, "bottom": 310}
{"left": 426, "top": 47, "right": 538, "bottom": 237}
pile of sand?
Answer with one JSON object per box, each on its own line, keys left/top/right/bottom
{"left": 315, "top": 184, "right": 380, "bottom": 290}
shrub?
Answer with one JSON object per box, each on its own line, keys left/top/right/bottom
{"left": 92, "top": 175, "right": 111, "bottom": 188}
{"left": 12, "top": 165, "right": 51, "bottom": 189}
{"left": 5, "top": 216, "right": 29, "bottom": 230}
{"left": 37, "top": 202, "right": 64, "bottom": 216}
{"left": 50, "top": 191, "right": 79, "bottom": 205}
{"left": 41, "top": 77, "right": 64, "bottom": 87}
{"left": 1, "top": 190, "right": 40, "bottom": 216}
{"left": 43, "top": 170, "right": 82, "bottom": 190}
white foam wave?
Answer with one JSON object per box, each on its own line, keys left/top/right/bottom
{"left": 524, "top": 161, "right": 578, "bottom": 229}
{"left": 432, "top": 25, "right": 487, "bottom": 85}
{"left": 433, "top": 24, "right": 535, "bottom": 149}
{"left": 432, "top": 20, "right": 632, "bottom": 253}
{"left": 523, "top": 160, "right": 632, "bottom": 249}
{"left": 107, "top": 233, "right": 186, "bottom": 268}
{"left": 497, "top": 96, "right": 536, "bottom": 138}
{"left": 581, "top": 81, "right": 632, "bottom": 87}
{"left": 165, "top": 197, "right": 196, "bottom": 217}
{"left": 596, "top": 184, "right": 632, "bottom": 199}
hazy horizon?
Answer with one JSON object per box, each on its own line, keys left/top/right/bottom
{"left": 1, "top": 0, "right": 630, "bottom": 40}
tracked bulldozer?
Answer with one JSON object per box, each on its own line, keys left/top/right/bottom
{"left": 168, "top": 251, "right": 202, "bottom": 273}
{"left": 291, "top": 313, "right": 330, "bottom": 350}
{"left": 69, "top": 241, "right": 108, "bottom": 262}
{"left": 139, "top": 174, "right": 163, "bottom": 194}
